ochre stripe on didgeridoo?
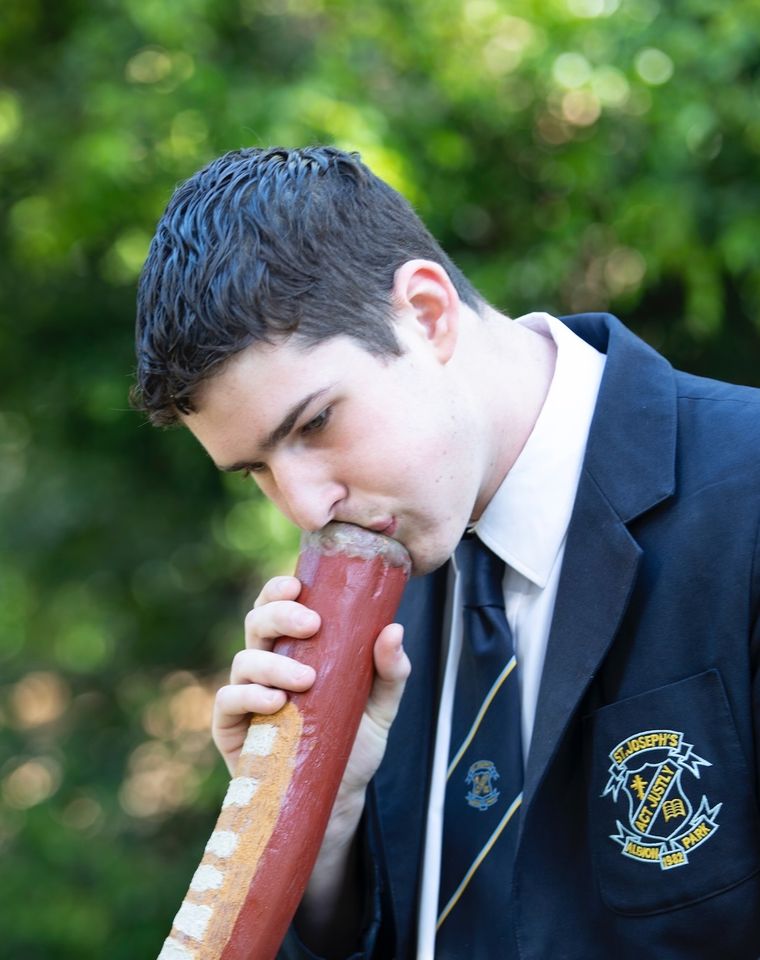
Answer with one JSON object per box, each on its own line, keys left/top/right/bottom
{"left": 158, "top": 522, "right": 411, "bottom": 960}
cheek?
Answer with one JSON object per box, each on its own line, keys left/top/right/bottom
{"left": 337, "top": 405, "right": 409, "bottom": 464}
{"left": 359, "top": 431, "right": 453, "bottom": 501}
{"left": 340, "top": 388, "right": 460, "bottom": 491}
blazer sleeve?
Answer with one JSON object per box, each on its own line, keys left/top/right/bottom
{"left": 276, "top": 808, "right": 386, "bottom": 960}
{"left": 751, "top": 507, "right": 760, "bottom": 800}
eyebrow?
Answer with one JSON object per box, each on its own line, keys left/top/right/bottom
{"left": 218, "top": 387, "right": 332, "bottom": 473}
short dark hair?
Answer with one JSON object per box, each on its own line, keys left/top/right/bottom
{"left": 132, "top": 145, "right": 482, "bottom": 426}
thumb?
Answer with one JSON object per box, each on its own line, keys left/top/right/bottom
{"left": 365, "top": 623, "right": 410, "bottom": 731}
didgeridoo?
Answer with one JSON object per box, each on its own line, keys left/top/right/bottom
{"left": 157, "top": 522, "right": 411, "bottom": 960}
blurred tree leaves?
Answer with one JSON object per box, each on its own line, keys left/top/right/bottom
{"left": 1, "top": 0, "right": 759, "bottom": 955}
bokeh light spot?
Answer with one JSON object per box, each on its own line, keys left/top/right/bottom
{"left": 3, "top": 757, "right": 62, "bottom": 809}
{"left": 635, "top": 47, "right": 674, "bottom": 85}
{"left": 11, "top": 671, "right": 71, "bottom": 729}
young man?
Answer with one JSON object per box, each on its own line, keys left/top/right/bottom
{"left": 134, "top": 146, "right": 760, "bottom": 959}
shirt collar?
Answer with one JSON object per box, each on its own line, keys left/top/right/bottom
{"left": 472, "top": 312, "right": 606, "bottom": 587}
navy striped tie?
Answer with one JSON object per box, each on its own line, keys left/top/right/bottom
{"left": 436, "top": 535, "right": 523, "bottom": 957}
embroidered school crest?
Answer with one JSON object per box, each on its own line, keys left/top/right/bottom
{"left": 465, "top": 760, "right": 500, "bottom": 811}
{"left": 602, "top": 729, "right": 721, "bottom": 870}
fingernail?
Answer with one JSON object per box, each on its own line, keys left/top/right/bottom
{"left": 297, "top": 610, "right": 318, "bottom": 629}
{"left": 294, "top": 664, "right": 314, "bottom": 682}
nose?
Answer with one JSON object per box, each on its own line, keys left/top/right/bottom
{"left": 268, "top": 458, "right": 346, "bottom": 532}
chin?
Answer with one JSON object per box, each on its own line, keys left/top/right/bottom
{"left": 407, "top": 542, "right": 458, "bottom": 578}
{"left": 399, "top": 517, "right": 470, "bottom": 578}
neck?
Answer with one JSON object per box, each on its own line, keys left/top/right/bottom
{"left": 468, "top": 308, "right": 557, "bottom": 519}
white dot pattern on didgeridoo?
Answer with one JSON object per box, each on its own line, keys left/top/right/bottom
{"left": 222, "top": 776, "right": 260, "bottom": 809}
{"left": 204, "top": 830, "right": 239, "bottom": 859}
{"left": 241, "top": 723, "right": 278, "bottom": 757}
{"left": 174, "top": 902, "right": 213, "bottom": 941}
{"left": 189, "top": 864, "right": 224, "bottom": 893}
{"left": 157, "top": 937, "right": 195, "bottom": 960}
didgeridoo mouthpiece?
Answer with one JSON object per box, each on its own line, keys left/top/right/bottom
{"left": 157, "top": 522, "right": 411, "bottom": 960}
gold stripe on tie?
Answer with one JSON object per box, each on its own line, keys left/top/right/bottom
{"left": 446, "top": 655, "right": 518, "bottom": 779}
{"left": 436, "top": 792, "right": 523, "bottom": 931}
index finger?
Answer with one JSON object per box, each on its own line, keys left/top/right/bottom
{"left": 243, "top": 598, "right": 320, "bottom": 651}
{"left": 253, "top": 575, "right": 302, "bottom": 608}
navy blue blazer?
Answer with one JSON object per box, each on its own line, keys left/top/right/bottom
{"left": 285, "top": 314, "right": 760, "bottom": 959}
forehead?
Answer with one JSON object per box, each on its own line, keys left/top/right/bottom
{"left": 199, "top": 335, "right": 316, "bottom": 401}
{"left": 196, "top": 334, "right": 371, "bottom": 407}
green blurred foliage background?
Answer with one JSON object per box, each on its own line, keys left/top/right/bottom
{"left": 1, "top": 0, "right": 759, "bottom": 955}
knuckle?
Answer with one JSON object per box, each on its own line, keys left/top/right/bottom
{"left": 253, "top": 576, "right": 293, "bottom": 609}
{"left": 215, "top": 684, "right": 236, "bottom": 710}
{"left": 230, "top": 650, "right": 246, "bottom": 675}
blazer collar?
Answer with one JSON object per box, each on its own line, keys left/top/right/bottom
{"left": 562, "top": 312, "right": 676, "bottom": 521}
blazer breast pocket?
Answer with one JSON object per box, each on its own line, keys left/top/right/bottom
{"left": 584, "top": 669, "right": 760, "bottom": 915}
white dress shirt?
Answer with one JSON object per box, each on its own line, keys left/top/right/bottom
{"left": 415, "top": 312, "right": 607, "bottom": 958}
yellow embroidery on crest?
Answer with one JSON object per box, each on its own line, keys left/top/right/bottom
{"left": 602, "top": 728, "right": 721, "bottom": 871}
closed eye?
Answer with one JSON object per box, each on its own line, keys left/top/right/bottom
{"left": 301, "top": 406, "right": 332, "bottom": 435}
{"left": 239, "top": 407, "right": 331, "bottom": 478}
{"left": 241, "top": 463, "right": 266, "bottom": 478}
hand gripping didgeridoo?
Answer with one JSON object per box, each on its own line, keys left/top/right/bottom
{"left": 157, "top": 522, "right": 411, "bottom": 960}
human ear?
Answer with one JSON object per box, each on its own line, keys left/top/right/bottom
{"left": 391, "top": 259, "right": 460, "bottom": 363}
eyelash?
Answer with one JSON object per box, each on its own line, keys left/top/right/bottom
{"left": 240, "top": 407, "right": 333, "bottom": 479}
{"left": 301, "top": 406, "right": 332, "bottom": 435}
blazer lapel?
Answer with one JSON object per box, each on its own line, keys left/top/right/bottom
{"left": 523, "top": 469, "right": 641, "bottom": 811}
{"left": 373, "top": 566, "right": 447, "bottom": 955}
{"left": 523, "top": 313, "right": 678, "bottom": 816}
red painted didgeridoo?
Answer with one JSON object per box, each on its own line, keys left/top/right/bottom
{"left": 157, "top": 521, "right": 411, "bottom": 960}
